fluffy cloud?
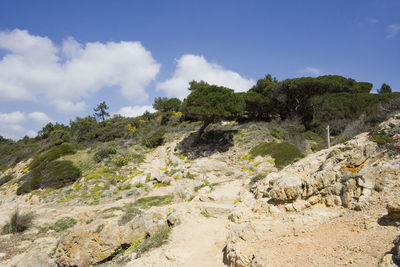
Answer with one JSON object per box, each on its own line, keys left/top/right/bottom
{"left": 298, "top": 67, "right": 322, "bottom": 76}
{"left": 0, "top": 29, "right": 160, "bottom": 112}
{"left": 387, "top": 24, "right": 400, "bottom": 38}
{"left": 115, "top": 105, "right": 155, "bottom": 117}
{"left": 0, "top": 111, "right": 51, "bottom": 139}
{"left": 28, "top": 112, "right": 53, "bottom": 124}
{"left": 157, "top": 54, "right": 255, "bottom": 99}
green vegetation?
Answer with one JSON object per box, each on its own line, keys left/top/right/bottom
{"left": 40, "top": 217, "right": 77, "bottom": 233}
{"left": 17, "top": 160, "right": 81, "bottom": 195}
{"left": 128, "top": 226, "right": 171, "bottom": 255}
{"left": 250, "top": 141, "right": 303, "bottom": 169}
{"left": 182, "top": 81, "right": 245, "bottom": 143}
{"left": 133, "top": 195, "right": 174, "bottom": 209}
{"left": 370, "top": 134, "right": 391, "bottom": 145}
{"left": 153, "top": 97, "right": 182, "bottom": 112}
{"left": 118, "top": 203, "right": 142, "bottom": 225}
{"left": 0, "top": 174, "right": 13, "bottom": 187}
{"left": 250, "top": 173, "right": 267, "bottom": 184}
{"left": 2, "top": 210, "right": 34, "bottom": 234}
{"left": 93, "top": 101, "right": 110, "bottom": 121}
{"left": 1, "top": 74, "right": 399, "bottom": 194}
{"left": 94, "top": 147, "right": 116, "bottom": 162}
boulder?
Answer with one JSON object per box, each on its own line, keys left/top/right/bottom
{"left": 56, "top": 211, "right": 168, "bottom": 266}
{"left": 387, "top": 200, "right": 400, "bottom": 220}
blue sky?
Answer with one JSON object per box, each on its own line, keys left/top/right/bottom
{"left": 0, "top": 0, "right": 399, "bottom": 139}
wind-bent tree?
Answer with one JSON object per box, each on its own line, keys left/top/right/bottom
{"left": 378, "top": 83, "right": 392, "bottom": 94}
{"left": 181, "top": 81, "right": 245, "bottom": 144}
{"left": 93, "top": 101, "right": 110, "bottom": 121}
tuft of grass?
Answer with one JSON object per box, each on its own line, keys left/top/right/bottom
{"left": 153, "top": 182, "right": 170, "bottom": 188}
{"left": 41, "top": 217, "right": 76, "bottom": 233}
{"left": 250, "top": 173, "right": 267, "bottom": 184}
{"left": 0, "top": 174, "right": 13, "bottom": 187}
{"left": 130, "top": 226, "right": 171, "bottom": 255}
{"left": 133, "top": 195, "right": 173, "bottom": 210}
{"left": 118, "top": 203, "right": 142, "bottom": 225}
{"left": 370, "top": 134, "right": 391, "bottom": 145}
{"left": 249, "top": 141, "right": 303, "bottom": 169}
{"left": 1, "top": 209, "right": 34, "bottom": 234}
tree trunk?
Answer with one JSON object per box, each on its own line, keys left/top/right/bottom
{"left": 193, "top": 120, "right": 211, "bottom": 146}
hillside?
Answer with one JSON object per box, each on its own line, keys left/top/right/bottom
{"left": 0, "top": 110, "right": 400, "bottom": 266}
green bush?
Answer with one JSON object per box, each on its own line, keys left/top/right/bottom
{"left": 0, "top": 174, "right": 13, "bottom": 187}
{"left": 94, "top": 147, "right": 116, "bottom": 162}
{"left": 113, "top": 154, "right": 133, "bottom": 167}
{"left": 130, "top": 226, "right": 171, "bottom": 254}
{"left": 17, "top": 160, "right": 81, "bottom": 195}
{"left": 118, "top": 204, "right": 142, "bottom": 225}
{"left": 41, "top": 217, "right": 76, "bottom": 233}
{"left": 250, "top": 141, "right": 303, "bottom": 169}
{"left": 30, "top": 143, "right": 75, "bottom": 169}
{"left": 142, "top": 127, "right": 166, "bottom": 148}
{"left": 370, "top": 134, "right": 391, "bottom": 145}
{"left": 133, "top": 195, "right": 173, "bottom": 209}
{"left": 2, "top": 210, "right": 34, "bottom": 234}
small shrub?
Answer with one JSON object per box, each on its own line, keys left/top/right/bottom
{"left": 131, "top": 226, "right": 171, "bottom": 254}
{"left": 94, "top": 147, "right": 117, "bottom": 163}
{"left": 2, "top": 209, "right": 34, "bottom": 234}
{"left": 370, "top": 134, "right": 390, "bottom": 145}
{"left": 41, "top": 216, "right": 76, "bottom": 233}
{"left": 250, "top": 173, "right": 267, "bottom": 184}
{"left": 0, "top": 174, "right": 13, "bottom": 187}
{"left": 113, "top": 154, "right": 133, "bottom": 167}
{"left": 119, "top": 204, "right": 142, "bottom": 225}
{"left": 250, "top": 141, "right": 303, "bottom": 169}
{"left": 133, "top": 195, "right": 173, "bottom": 210}
{"left": 142, "top": 127, "right": 166, "bottom": 148}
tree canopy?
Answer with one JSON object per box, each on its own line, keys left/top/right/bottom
{"left": 153, "top": 97, "right": 182, "bottom": 112}
{"left": 378, "top": 83, "right": 392, "bottom": 94}
{"left": 93, "top": 101, "right": 110, "bottom": 121}
{"left": 182, "top": 81, "right": 245, "bottom": 142}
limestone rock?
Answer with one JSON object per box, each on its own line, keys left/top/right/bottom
{"left": 387, "top": 200, "right": 400, "bottom": 220}
{"left": 269, "top": 176, "right": 303, "bottom": 202}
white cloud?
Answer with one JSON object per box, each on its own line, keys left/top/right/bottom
{"left": 0, "top": 111, "right": 25, "bottom": 124}
{"left": 298, "top": 67, "right": 322, "bottom": 76}
{"left": 115, "top": 105, "right": 155, "bottom": 117}
{"left": 0, "top": 111, "right": 26, "bottom": 139}
{"left": 50, "top": 99, "right": 87, "bottom": 114}
{"left": 0, "top": 29, "right": 161, "bottom": 112}
{"left": 387, "top": 24, "right": 400, "bottom": 38}
{"left": 26, "top": 130, "right": 37, "bottom": 138}
{"left": 28, "top": 112, "right": 53, "bottom": 124}
{"left": 0, "top": 110, "right": 52, "bottom": 139}
{"left": 157, "top": 54, "right": 255, "bottom": 99}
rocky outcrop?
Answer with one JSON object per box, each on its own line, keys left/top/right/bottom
{"left": 252, "top": 113, "right": 400, "bottom": 209}
{"left": 224, "top": 113, "right": 400, "bottom": 267}
{"left": 55, "top": 209, "right": 173, "bottom": 266}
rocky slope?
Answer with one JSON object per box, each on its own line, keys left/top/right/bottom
{"left": 0, "top": 114, "right": 399, "bottom": 266}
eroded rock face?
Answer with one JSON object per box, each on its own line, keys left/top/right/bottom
{"left": 252, "top": 117, "right": 400, "bottom": 209}
{"left": 55, "top": 210, "right": 168, "bottom": 266}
